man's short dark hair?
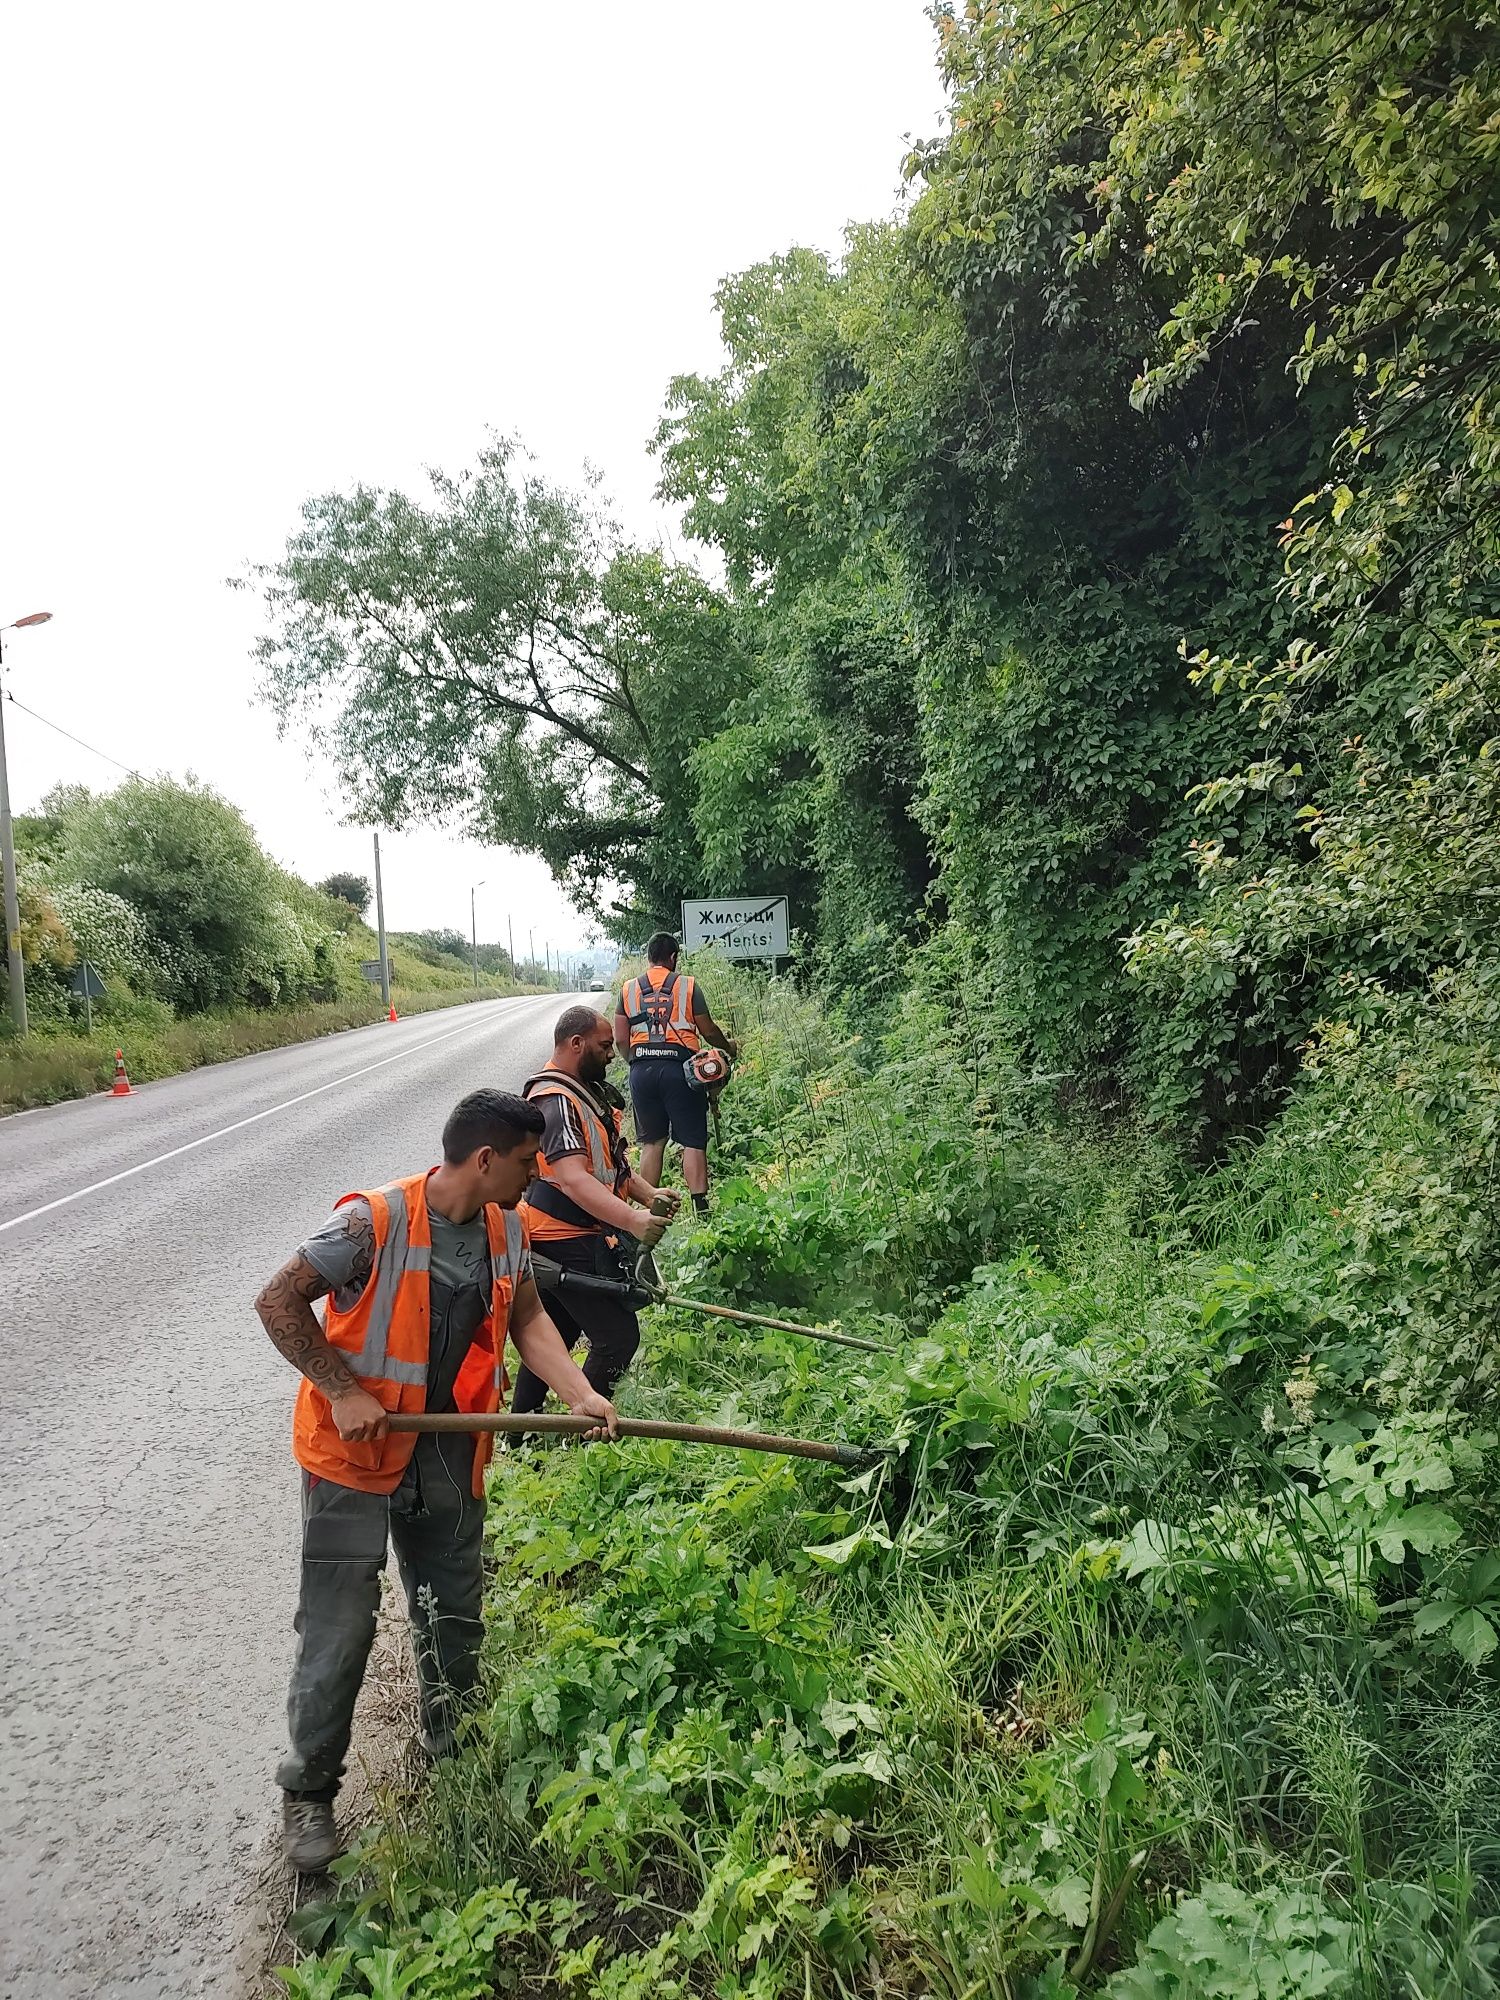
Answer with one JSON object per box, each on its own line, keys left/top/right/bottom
{"left": 442, "top": 1088, "right": 544, "bottom": 1162}
{"left": 646, "top": 932, "right": 679, "bottom": 967}
{"left": 554, "top": 1003, "right": 605, "bottom": 1044}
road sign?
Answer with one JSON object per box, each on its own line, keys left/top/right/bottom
{"left": 360, "top": 958, "right": 394, "bottom": 984}
{"left": 67, "top": 959, "right": 107, "bottom": 1000}
{"left": 680, "top": 896, "right": 790, "bottom": 960}
{"left": 67, "top": 958, "right": 107, "bottom": 1035}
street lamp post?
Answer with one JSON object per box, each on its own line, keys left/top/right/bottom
{"left": 470, "top": 880, "right": 485, "bottom": 991}
{"left": 0, "top": 612, "right": 54, "bottom": 1037}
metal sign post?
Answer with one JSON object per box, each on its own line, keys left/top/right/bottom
{"left": 372, "top": 833, "right": 391, "bottom": 1011}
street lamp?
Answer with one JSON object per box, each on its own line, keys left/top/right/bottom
{"left": 0, "top": 611, "right": 54, "bottom": 1037}
{"left": 470, "top": 880, "right": 486, "bottom": 991}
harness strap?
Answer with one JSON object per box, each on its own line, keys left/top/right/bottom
{"left": 624, "top": 969, "right": 696, "bottom": 1051}
{"left": 525, "top": 1071, "right": 626, "bottom": 1171}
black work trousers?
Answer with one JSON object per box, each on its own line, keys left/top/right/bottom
{"left": 511, "top": 1231, "right": 642, "bottom": 1412}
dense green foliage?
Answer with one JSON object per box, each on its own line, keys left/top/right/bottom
{"left": 52, "top": 775, "right": 345, "bottom": 1011}
{"left": 319, "top": 873, "right": 373, "bottom": 917}
{"left": 2, "top": 776, "right": 548, "bottom": 1111}
{"left": 282, "top": 959, "right": 1500, "bottom": 1998}
{"left": 257, "top": 0, "right": 1499, "bottom": 1145}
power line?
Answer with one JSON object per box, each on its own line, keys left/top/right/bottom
{"left": 2, "top": 689, "right": 140, "bottom": 778}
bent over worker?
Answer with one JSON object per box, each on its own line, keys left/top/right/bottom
{"left": 615, "top": 933, "right": 736, "bottom": 1215}
{"left": 254, "top": 1088, "right": 619, "bottom": 1874}
{"left": 512, "top": 1005, "right": 678, "bottom": 1415}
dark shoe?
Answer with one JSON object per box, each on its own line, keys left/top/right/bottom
{"left": 282, "top": 1793, "right": 341, "bottom": 1873}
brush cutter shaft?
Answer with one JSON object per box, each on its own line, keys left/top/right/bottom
{"left": 530, "top": 1254, "right": 889, "bottom": 1354}
{"left": 662, "top": 1294, "right": 888, "bottom": 1354}
{"left": 388, "top": 1410, "right": 869, "bottom": 1466}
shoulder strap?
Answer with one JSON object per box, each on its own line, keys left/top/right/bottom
{"left": 523, "top": 1069, "right": 610, "bottom": 1122}
{"left": 521, "top": 1068, "right": 624, "bottom": 1184}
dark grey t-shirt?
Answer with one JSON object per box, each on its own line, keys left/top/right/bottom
{"left": 300, "top": 1194, "right": 524, "bottom": 1412}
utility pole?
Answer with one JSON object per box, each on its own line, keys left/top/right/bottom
{"left": 507, "top": 915, "right": 515, "bottom": 979}
{"left": 373, "top": 832, "right": 390, "bottom": 1011}
{"left": 470, "top": 879, "right": 485, "bottom": 991}
{"left": 0, "top": 611, "right": 53, "bottom": 1038}
{"left": 529, "top": 928, "right": 536, "bottom": 980}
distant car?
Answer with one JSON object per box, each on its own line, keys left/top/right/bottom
{"left": 589, "top": 981, "right": 607, "bottom": 993}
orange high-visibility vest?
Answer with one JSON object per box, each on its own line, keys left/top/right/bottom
{"left": 621, "top": 967, "right": 699, "bottom": 1056}
{"left": 292, "top": 1171, "right": 529, "bottom": 1498}
{"left": 522, "top": 1068, "right": 631, "bottom": 1241}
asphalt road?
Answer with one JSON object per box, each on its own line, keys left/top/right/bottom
{"left": 0, "top": 993, "right": 574, "bottom": 1999}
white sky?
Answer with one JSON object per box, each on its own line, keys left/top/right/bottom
{"left": 2, "top": 1, "right": 943, "bottom": 958}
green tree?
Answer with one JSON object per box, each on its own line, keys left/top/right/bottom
{"left": 56, "top": 776, "right": 287, "bottom": 1011}
{"left": 654, "top": 247, "right": 935, "bottom": 991}
{"left": 398, "top": 928, "right": 471, "bottom": 967}
{"left": 316, "top": 870, "right": 371, "bottom": 915}
{"left": 246, "top": 437, "right": 758, "bottom": 938}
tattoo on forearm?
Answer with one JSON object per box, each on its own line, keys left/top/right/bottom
{"left": 254, "top": 1255, "right": 358, "bottom": 1398}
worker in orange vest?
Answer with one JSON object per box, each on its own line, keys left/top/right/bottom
{"left": 513, "top": 1004, "right": 678, "bottom": 1415}
{"left": 253, "top": 1087, "right": 618, "bottom": 1874}
{"left": 615, "top": 933, "right": 736, "bottom": 1214}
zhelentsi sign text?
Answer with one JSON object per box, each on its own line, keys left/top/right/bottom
{"left": 681, "top": 897, "right": 790, "bottom": 960}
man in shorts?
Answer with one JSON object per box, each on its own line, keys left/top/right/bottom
{"left": 615, "top": 933, "right": 736, "bottom": 1215}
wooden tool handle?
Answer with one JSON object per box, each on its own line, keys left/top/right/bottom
{"left": 388, "top": 1410, "right": 871, "bottom": 1466}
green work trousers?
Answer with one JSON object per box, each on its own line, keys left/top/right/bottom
{"left": 276, "top": 1434, "right": 485, "bottom": 1800}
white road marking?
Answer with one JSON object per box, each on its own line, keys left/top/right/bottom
{"left": 0, "top": 1000, "right": 542, "bottom": 1235}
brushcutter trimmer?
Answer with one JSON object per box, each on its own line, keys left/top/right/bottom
{"left": 531, "top": 1246, "right": 890, "bottom": 1357}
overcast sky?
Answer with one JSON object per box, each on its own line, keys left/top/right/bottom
{"left": 2, "top": 2, "right": 943, "bottom": 954}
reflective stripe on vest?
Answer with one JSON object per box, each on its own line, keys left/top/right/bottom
{"left": 524, "top": 1072, "right": 617, "bottom": 1188}
{"left": 328, "top": 1177, "right": 524, "bottom": 1388}
{"left": 622, "top": 968, "right": 697, "bottom": 1052}
{"left": 345, "top": 1184, "right": 424, "bottom": 1383}
{"left": 486, "top": 1207, "right": 526, "bottom": 1401}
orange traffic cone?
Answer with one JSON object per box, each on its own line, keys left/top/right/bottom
{"left": 111, "top": 1049, "right": 133, "bottom": 1096}
{"left": 388, "top": 1002, "right": 399, "bottom": 1022}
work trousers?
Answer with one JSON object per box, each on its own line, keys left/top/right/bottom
{"left": 510, "top": 1231, "right": 642, "bottom": 1414}
{"left": 277, "top": 1434, "right": 485, "bottom": 1800}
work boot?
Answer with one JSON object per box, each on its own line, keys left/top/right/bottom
{"left": 282, "top": 1793, "right": 341, "bottom": 1873}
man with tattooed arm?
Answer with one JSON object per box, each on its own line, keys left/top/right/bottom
{"left": 254, "top": 1087, "right": 618, "bottom": 1872}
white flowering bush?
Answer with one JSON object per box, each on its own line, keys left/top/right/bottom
{"left": 49, "top": 883, "right": 169, "bottom": 994}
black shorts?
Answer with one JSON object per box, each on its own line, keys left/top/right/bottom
{"left": 629, "top": 1055, "right": 709, "bottom": 1150}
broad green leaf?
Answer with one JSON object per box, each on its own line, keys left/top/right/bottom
{"left": 1451, "top": 1609, "right": 1498, "bottom": 1668}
